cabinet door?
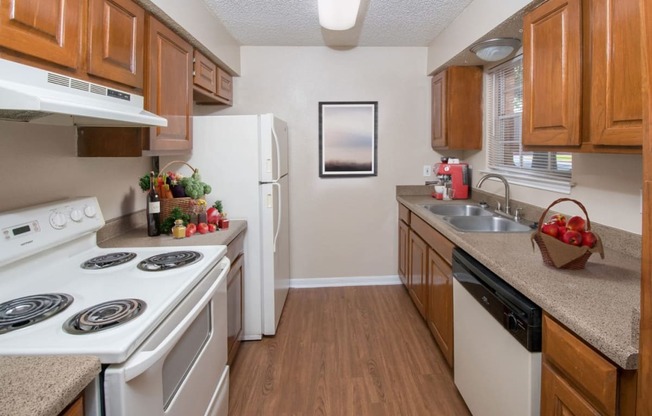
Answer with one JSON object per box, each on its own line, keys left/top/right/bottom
{"left": 431, "top": 70, "right": 447, "bottom": 149}
{"left": 227, "top": 253, "right": 243, "bottom": 365}
{"left": 427, "top": 247, "right": 453, "bottom": 368}
{"left": 541, "top": 362, "right": 602, "bottom": 416}
{"left": 193, "top": 49, "right": 217, "bottom": 94}
{"left": 589, "top": 0, "right": 643, "bottom": 146}
{"left": 146, "top": 16, "right": 193, "bottom": 152}
{"left": 398, "top": 220, "right": 409, "bottom": 286}
{"left": 88, "top": 0, "right": 144, "bottom": 89}
{"left": 408, "top": 230, "right": 428, "bottom": 319}
{"left": 0, "top": 0, "right": 82, "bottom": 69}
{"left": 523, "top": 0, "right": 582, "bottom": 146}
{"left": 216, "top": 66, "right": 233, "bottom": 104}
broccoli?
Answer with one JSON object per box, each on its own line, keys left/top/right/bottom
{"left": 179, "top": 170, "right": 212, "bottom": 199}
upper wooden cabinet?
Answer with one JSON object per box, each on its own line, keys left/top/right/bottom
{"left": 523, "top": 0, "right": 643, "bottom": 151}
{"left": 0, "top": 0, "right": 82, "bottom": 69}
{"left": 431, "top": 66, "right": 483, "bottom": 151}
{"left": 193, "top": 49, "right": 233, "bottom": 105}
{"left": 88, "top": 0, "right": 145, "bottom": 89}
{"left": 144, "top": 16, "right": 193, "bottom": 153}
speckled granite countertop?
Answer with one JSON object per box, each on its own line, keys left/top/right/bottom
{"left": 0, "top": 355, "right": 100, "bottom": 416}
{"left": 398, "top": 194, "right": 640, "bottom": 370}
{"left": 98, "top": 219, "right": 247, "bottom": 250}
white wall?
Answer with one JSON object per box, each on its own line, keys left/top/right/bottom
{"left": 427, "top": 0, "right": 532, "bottom": 74}
{"left": 196, "top": 46, "right": 435, "bottom": 280}
{"left": 0, "top": 121, "right": 150, "bottom": 220}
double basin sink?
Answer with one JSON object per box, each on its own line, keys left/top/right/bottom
{"left": 422, "top": 203, "right": 532, "bottom": 233}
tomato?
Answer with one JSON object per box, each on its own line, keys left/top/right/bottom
{"left": 206, "top": 207, "right": 221, "bottom": 225}
{"left": 208, "top": 223, "right": 217, "bottom": 233}
{"left": 185, "top": 227, "right": 195, "bottom": 238}
{"left": 187, "top": 223, "right": 197, "bottom": 233}
{"left": 197, "top": 222, "right": 209, "bottom": 234}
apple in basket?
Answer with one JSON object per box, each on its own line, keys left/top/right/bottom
{"left": 561, "top": 230, "right": 583, "bottom": 246}
{"left": 541, "top": 222, "right": 559, "bottom": 238}
{"left": 581, "top": 231, "right": 598, "bottom": 248}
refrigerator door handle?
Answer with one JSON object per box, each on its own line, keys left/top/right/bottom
{"left": 271, "top": 182, "right": 281, "bottom": 253}
{"left": 271, "top": 125, "right": 282, "bottom": 182}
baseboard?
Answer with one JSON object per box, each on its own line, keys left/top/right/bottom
{"left": 290, "top": 275, "right": 402, "bottom": 288}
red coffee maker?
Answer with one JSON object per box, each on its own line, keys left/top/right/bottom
{"left": 435, "top": 161, "right": 470, "bottom": 199}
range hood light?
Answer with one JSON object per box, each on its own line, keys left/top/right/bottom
{"left": 318, "top": 0, "right": 361, "bottom": 31}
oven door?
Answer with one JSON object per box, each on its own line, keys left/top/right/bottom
{"left": 103, "top": 257, "right": 230, "bottom": 416}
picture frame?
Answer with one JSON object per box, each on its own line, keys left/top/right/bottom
{"left": 318, "top": 101, "right": 378, "bottom": 177}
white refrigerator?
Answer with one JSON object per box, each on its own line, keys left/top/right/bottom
{"left": 189, "top": 114, "right": 290, "bottom": 338}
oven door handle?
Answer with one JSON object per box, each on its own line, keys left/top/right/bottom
{"left": 122, "top": 259, "right": 230, "bottom": 382}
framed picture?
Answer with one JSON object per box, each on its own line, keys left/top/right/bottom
{"left": 319, "top": 101, "right": 378, "bottom": 177}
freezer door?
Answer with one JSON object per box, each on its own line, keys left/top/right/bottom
{"left": 259, "top": 114, "right": 289, "bottom": 182}
{"left": 259, "top": 175, "right": 290, "bottom": 335}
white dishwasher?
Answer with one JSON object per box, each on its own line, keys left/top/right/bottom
{"left": 452, "top": 248, "right": 542, "bottom": 416}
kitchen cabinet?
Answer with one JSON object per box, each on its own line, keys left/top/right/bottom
{"left": 408, "top": 229, "right": 428, "bottom": 319}
{"left": 193, "top": 50, "right": 233, "bottom": 106}
{"left": 427, "top": 247, "right": 453, "bottom": 368}
{"left": 541, "top": 314, "right": 637, "bottom": 416}
{"left": 88, "top": 0, "right": 145, "bottom": 89}
{"left": 398, "top": 204, "right": 410, "bottom": 286}
{"left": 431, "top": 66, "right": 482, "bottom": 151}
{"left": 226, "top": 231, "right": 245, "bottom": 365}
{"left": 60, "top": 394, "right": 84, "bottom": 416}
{"left": 0, "top": 0, "right": 82, "bottom": 70}
{"left": 397, "top": 204, "right": 455, "bottom": 369}
{"left": 144, "top": 15, "right": 193, "bottom": 153}
{"left": 522, "top": 0, "right": 643, "bottom": 152}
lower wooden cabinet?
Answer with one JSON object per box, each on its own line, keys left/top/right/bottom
{"left": 398, "top": 203, "right": 455, "bottom": 369}
{"left": 226, "top": 231, "right": 245, "bottom": 365}
{"left": 408, "top": 230, "right": 428, "bottom": 319}
{"left": 60, "top": 394, "right": 84, "bottom": 416}
{"left": 541, "top": 314, "right": 637, "bottom": 416}
{"left": 427, "top": 247, "right": 453, "bottom": 368}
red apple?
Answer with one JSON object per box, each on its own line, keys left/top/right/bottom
{"left": 550, "top": 214, "right": 566, "bottom": 227}
{"left": 581, "top": 231, "right": 597, "bottom": 248}
{"left": 566, "top": 216, "right": 586, "bottom": 232}
{"left": 556, "top": 224, "right": 567, "bottom": 240}
{"left": 541, "top": 222, "right": 559, "bottom": 238}
{"left": 561, "top": 230, "right": 583, "bottom": 246}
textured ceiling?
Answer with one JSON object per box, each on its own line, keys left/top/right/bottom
{"left": 201, "top": 0, "right": 476, "bottom": 47}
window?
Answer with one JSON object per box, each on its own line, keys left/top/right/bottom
{"left": 485, "top": 55, "right": 572, "bottom": 193}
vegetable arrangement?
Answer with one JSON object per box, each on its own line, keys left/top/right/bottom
{"left": 138, "top": 169, "right": 211, "bottom": 200}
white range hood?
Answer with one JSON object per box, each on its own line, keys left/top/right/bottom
{"left": 0, "top": 58, "right": 167, "bottom": 128}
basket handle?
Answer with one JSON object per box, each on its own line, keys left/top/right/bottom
{"left": 537, "top": 198, "right": 592, "bottom": 232}
{"left": 158, "top": 160, "right": 198, "bottom": 178}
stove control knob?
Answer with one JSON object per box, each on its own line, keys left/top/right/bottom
{"left": 70, "top": 208, "right": 83, "bottom": 222}
{"left": 49, "top": 211, "right": 68, "bottom": 229}
{"left": 84, "top": 205, "right": 97, "bottom": 218}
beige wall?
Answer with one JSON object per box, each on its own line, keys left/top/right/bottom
{"left": 0, "top": 121, "right": 150, "bottom": 220}
{"left": 426, "top": 0, "right": 532, "bottom": 74}
{"left": 196, "top": 46, "right": 435, "bottom": 279}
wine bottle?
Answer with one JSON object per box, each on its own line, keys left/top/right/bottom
{"left": 147, "top": 171, "right": 161, "bottom": 236}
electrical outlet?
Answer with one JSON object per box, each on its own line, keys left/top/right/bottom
{"left": 423, "top": 165, "right": 432, "bottom": 177}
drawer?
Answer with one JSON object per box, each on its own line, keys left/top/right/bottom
{"left": 410, "top": 214, "right": 454, "bottom": 264}
{"left": 399, "top": 204, "right": 410, "bottom": 225}
{"left": 543, "top": 314, "right": 618, "bottom": 415}
{"left": 226, "top": 231, "right": 245, "bottom": 262}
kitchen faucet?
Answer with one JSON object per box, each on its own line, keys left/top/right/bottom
{"left": 477, "top": 173, "right": 511, "bottom": 217}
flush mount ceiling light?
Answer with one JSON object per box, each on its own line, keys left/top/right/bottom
{"left": 318, "top": 0, "right": 361, "bottom": 31}
{"left": 470, "top": 38, "right": 521, "bottom": 62}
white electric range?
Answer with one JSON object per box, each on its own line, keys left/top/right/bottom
{"left": 0, "top": 197, "right": 230, "bottom": 416}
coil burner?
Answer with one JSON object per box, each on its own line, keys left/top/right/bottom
{"left": 64, "top": 298, "right": 146, "bottom": 334}
{"left": 0, "top": 293, "right": 73, "bottom": 334}
{"left": 81, "top": 252, "right": 137, "bottom": 270}
{"left": 137, "top": 251, "right": 203, "bottom": 272}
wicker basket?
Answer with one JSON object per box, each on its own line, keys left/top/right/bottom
{"left": 531, "top": 198, "right": 604, "bottom": 269}
{"left": 158, "top": 160, "right": 200, "bottom": 220}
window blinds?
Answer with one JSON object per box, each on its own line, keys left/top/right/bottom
{"left": 486, "top": 56, "right": 572, "bottom": 185}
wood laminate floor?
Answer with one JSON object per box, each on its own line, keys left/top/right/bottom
{"left": 228, "top": 285, "right": 471, "bottom": 415}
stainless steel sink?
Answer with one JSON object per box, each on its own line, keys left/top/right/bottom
{"left": 422, "top": 204, "right": 493, "bottom": 217}
{"left": 444, "top": 216, "right": 532, "bottom": 233}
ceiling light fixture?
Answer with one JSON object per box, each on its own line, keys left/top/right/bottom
{"left": 318, "top": 0, "right": 361, "bottom": 31}
{"left": 470, "top": 38, "right": 521, "bottom": 62}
